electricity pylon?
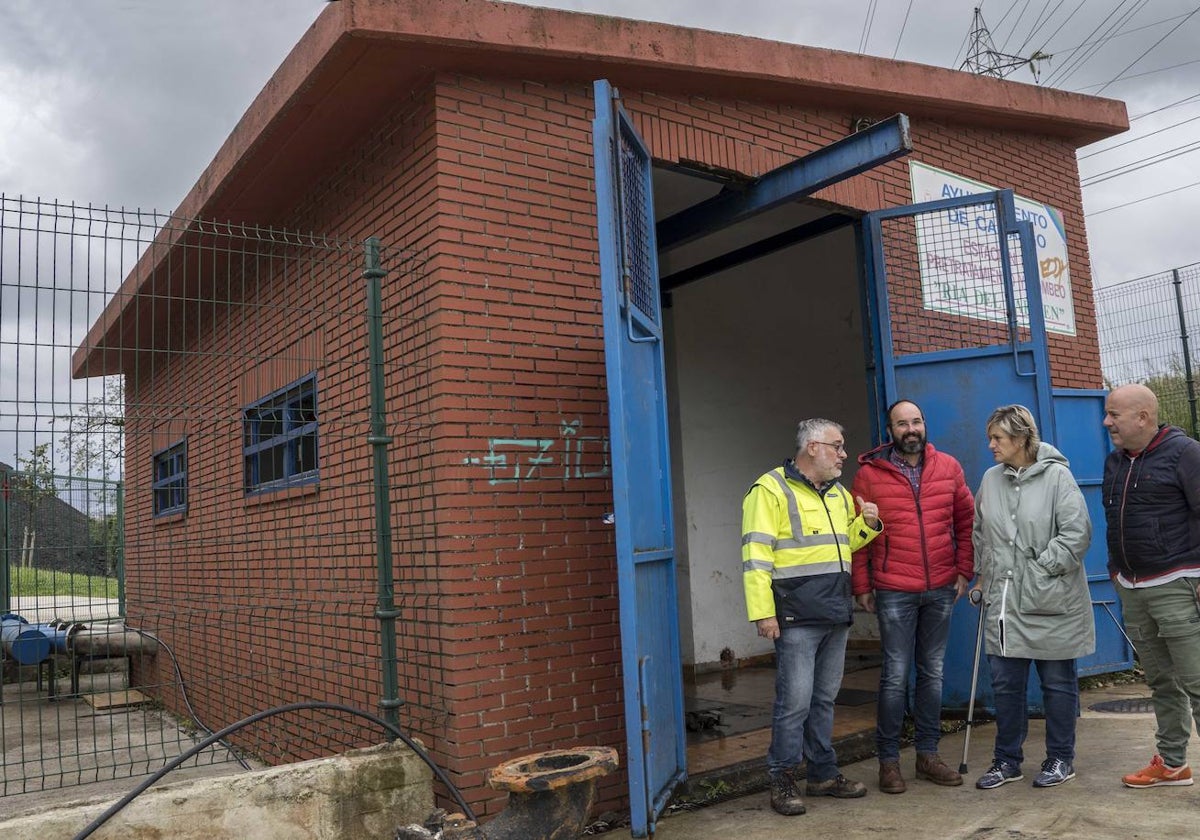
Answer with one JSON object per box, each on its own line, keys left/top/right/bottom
{"left": 960, "top": 7, "right": 1051, "bottom": 82}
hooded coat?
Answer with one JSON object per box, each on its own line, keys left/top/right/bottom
{"left": 972, "top": 441, "right": 1095, "bottom": 660}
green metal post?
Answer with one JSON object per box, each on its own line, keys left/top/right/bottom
{"left": 1, "top": 466, "right": 10, "bottom": 614}
{"left": 115, "top": 480, "right": 126, "bottom": 617}
{"left": 365, "top": 236, "right": 403, "bottom": 727}
{"left": 1172, "top": 269, "right": 1200, "bottom": 440}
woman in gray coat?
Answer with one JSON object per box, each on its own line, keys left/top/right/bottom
{"left": 970, "top": 405, "right": 1094, "bottom": 791}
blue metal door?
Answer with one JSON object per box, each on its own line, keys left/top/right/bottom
{"left": 1052, "top": 389, "right": 1133, "bottom": 676}
{"left": 592, "top": 80, "right": 686, "bottom": 838}
{"left": 866, "top": 190, "right": 1047, "bottom": 709}
{"left": 863, "top": 190, "right": 1128, "bottom": 710}
{"left": 865, "top": 190, "right": 1055, "bottom": 482}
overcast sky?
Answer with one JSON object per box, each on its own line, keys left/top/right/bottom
{"left": 3, "top": 0, "right": 1199, "bottom": 288}
{"left": 1, "top": 0, "right": 1197, "bottom": 471}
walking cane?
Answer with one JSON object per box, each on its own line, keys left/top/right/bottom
{"left": 1092, "top": 599, "right": 1136, "bottom": 653}
{"left": 959, "top": 588, "right": 986, "bottom": 774}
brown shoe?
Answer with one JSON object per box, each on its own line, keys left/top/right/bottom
{"left": 879, "top": 760, "right": 906, "bottom": 794}
{"left": 769, "top": 771, "right": 807, "bottom": 815}
{"left": 806, "top": 774, "right": 867, "bottom": 798}
{"left": 915, "top": 752, "right": 963, "bottom": 787}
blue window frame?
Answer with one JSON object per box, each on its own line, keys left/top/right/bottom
{"left": 243, "top": 375, "right": 319, "bottom": 494}
{"left": 152, "top": 439, "right": 188, "bottom": 516}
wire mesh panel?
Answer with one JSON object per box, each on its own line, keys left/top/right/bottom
{"left": 0, "top": 196, "right": 439, "bottom": 797}
{"left": 617, "top": 121, "right": 659, "bottom": 332}
{"left": 1094, "top": 263, "right": 1200, "bottom": 438}
{"left": 879, "top": 198, "right": 1029, "bottom": 356}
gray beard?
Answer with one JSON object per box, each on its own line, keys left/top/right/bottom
{"left": 897, "top": 435, "right": 925, "bottom": 455}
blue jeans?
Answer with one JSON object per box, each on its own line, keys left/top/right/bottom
{"left": 768, "top": 622, "right": 849, "bottom": 782}
{"left": 875, "top": 585, "right": 956, "bottom": 760}
{"left": 988, "top": 655, "right": 1078, "bottom": 768}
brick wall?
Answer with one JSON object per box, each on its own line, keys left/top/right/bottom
{"left": 416, "top": 75, "right": 1103, "bottom": 817}
{"left": 123, "top": 67, "right": 1105, "bottom": 820}
{"left": 120, "top": 85, "right": 449, "bottom": 767}
{"left": 611, "top": 91, "right": 1101, "bottom": 388}
{"left": 423, "top": 74, "right": 621, "bottom": 816}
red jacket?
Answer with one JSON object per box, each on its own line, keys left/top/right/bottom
{"left": 850, "top": 442, "right": 974, "bottom": 595}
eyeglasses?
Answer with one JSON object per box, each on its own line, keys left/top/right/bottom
{"left": 813, "top": 441, "right": 847, "bottom": 455}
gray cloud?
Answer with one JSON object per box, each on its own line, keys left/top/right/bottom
{"left": 2, "top": 0, "right": 1199, "bottom": 469}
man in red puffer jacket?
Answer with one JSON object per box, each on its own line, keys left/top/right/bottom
{"left": 850, "top": 400, "right": 975, "bottom": 795}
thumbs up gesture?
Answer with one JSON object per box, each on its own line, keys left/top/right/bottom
{"left": 856, "top": 495, "right": 880, "bottom": 528}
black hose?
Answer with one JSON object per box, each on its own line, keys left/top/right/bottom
{"left": 70, "top": 700, "right": 475, "bottom": 840}
{"left": 125, "top": 625, "right": 252, "bottom": 771}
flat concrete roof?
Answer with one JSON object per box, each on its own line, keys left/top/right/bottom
{"left": 73, "top": 0, "right": 1128, "bottom": 377}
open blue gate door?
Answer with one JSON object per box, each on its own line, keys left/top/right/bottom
{"left": 865, "top": 190, "right": 1053, "bottom": 709}
{"left": 1052, "top": 389, "right": 1134, "bottom": 676}
{"left": 592, "top": 80, "right": 686, "bottom": 838}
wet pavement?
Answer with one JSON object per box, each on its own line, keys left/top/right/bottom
{"left": 654, "top": 682, "right": 1198, "bottom": 839}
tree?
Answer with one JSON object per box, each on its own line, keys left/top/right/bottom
{"left": 88, "top": 512, "right": 122, "bottom": 577}
{"left": 12, "top": 442, "right": 59, "bottom": 568}
{"left": 54, "top": 377, "right": 126, "bottom": 481}
{"left": 1143, "top": 360, "right": 1199, "bottom": 439}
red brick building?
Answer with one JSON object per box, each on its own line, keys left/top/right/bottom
{"left": 74, "top": 0, "right": 1126, "bottom": 832}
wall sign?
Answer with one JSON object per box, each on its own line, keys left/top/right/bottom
{"left": 909, "top": 161, "right": 1076, "bottom": 336}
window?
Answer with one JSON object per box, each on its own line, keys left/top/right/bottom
{"left": 243, "top": 375, "right": 318, "bottom": 494}
{"left": 152, "top": 440, "right": 188, "bottom": 516}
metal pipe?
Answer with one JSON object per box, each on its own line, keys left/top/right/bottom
{"left": 1, "top": 613, "right": 51, "bottom": 665}
{"left": 1, "top": 616, "right": 158, "bottom": 666}
{"left": 116, "top": 480, "right": 126, "bottom": 617}
{"left": 397, "top": 747, "right": 619, "bottom": 840}
{"left": 70, "top": 624, "right": 159, "bottom": 656}
{"left": 364, "top": 236, "right": 402, "bottom": 727}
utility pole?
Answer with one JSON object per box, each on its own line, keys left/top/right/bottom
{"left": 960, "top": 7, "right": 1051, "bottom": 82}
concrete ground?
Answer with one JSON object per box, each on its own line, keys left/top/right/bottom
{"left": 653, "top": 682, "right": 1198, "bottom": 839}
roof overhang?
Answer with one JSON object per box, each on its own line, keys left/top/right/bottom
{"left": 73, "top": 0, "right": 1129, "bottom": 377}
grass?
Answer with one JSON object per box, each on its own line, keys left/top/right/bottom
{"left": 7, "top": 565, "right": 119, "bottom": 598}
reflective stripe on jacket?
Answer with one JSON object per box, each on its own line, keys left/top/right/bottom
{"left": 742, "top": 461, "right": 882, "bottom": 625}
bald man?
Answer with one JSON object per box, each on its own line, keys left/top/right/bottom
{"left": 1103, "top": 383, "right": 1200, "bottom": 789}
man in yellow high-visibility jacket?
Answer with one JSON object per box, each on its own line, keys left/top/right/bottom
{"left": 743, "top": 417, "right": 882, "bottom": 817}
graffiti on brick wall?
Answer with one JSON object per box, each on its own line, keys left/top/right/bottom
{"left": 463, "top": 419, "right": 610, "bottom": 485}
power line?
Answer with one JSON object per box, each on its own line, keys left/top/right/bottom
{"left": 1045, "top": 0, "right": 1149, "bottom": 88}
{"left": 951, "top": 15, "right": 977, "bottom": 68}
{"left": 1074, "top": 56, "right": 1200, "bottom": 91}
{"left": 1079, "top": 111, "right": 1200, "bottom": 160}
{"left": 990, "top": 0, "right": 1023, "bottom": 33}
{"left": 1045, "top": 9, "right": 1196, "bottom": 54}
{"left": 1016, "top": 0, "right": 1069, "bottom": 53}
{"left": 858, "top": 0, "right": 880, "bottom": 53}
{"left": 1081, "top": 139, "right": 1200, "bottom": 187}
{"left": 1088, "top": 178, "right": 1200, "bottom": 216}
{"left": 1025, "top": 0, "right": 1087, "bottom": 57}
{"left": 1130, "top": 92, "right": 1200, "bottom": 121}
{"left": 999, "top": 0, "right": 1034, "bottom": 52}
{"left": 1095, "top": 7, "right": 1200, "bottom": 95}
{"left": 892, "top": 0, "right": 916, "bottom": 59}
{"left": 1043, "top": 0, "right": 1148, "bottom": 88}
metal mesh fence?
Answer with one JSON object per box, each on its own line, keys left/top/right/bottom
{"left": 1094, "top": 263, "right": 1200, "bottom": 439}
{"left": 880, "top": 198, "right": 1032, "bottom": 357}
{"left": 0, "top": 196, "right": 441, "bottom": 797}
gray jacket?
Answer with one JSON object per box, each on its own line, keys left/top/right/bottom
{"left": 972, "top": 442, "right": 1095, "bottom": 660}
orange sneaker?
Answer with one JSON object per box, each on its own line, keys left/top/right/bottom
{"left": 1122, "top": 755, "right": 1194, "bottom": 788}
